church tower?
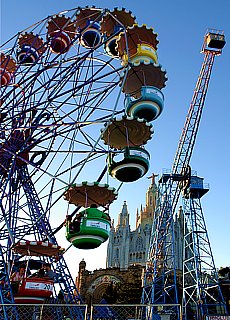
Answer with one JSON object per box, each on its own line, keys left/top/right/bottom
{"left": 136, "top": 174, "right": 158, "bottom": 229}
{"left": 107, "top": 176, "right": 157, "bottom": 270}
{"left": 106, "top": 201, "right": 131, "bottom": 269}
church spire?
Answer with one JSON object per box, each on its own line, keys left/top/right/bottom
{"left": 111, "top": 219, "right": 115, "bottom": 230}
{"left": 145, "top": 173, "right": 158, "bottom": 218}
{"left": 136, "top": 208, "right": 139, "bottom": 228}
{"left": 135, "top": 175, "right": 158, "bottom": 228}
{"left": 117, "top": 201, "right": 129, "bottom": 228}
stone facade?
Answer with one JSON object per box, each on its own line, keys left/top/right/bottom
{"left": 75, "top": 259, "right": 143, "bottom": 304}
{"left": 106, "top": 175, "right": 184, "bottom": 271}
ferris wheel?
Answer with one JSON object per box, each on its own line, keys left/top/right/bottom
{"left": 0, "top": 5, "right": 167, "bottom": 309}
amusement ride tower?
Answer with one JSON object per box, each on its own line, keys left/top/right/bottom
{"left": 142, "top": 30, "right": 227, "bottom": 320}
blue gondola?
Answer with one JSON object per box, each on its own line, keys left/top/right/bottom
{"left": 17, "top": 33, "right": 46, "bottom": 64}
{"left": 80, "top": 21, "right": 101, "bottom": 48}
{"left": 125, "top": 86, "right": 164, "bottom": 122}
{"left": 17, "top": 45, "right": 40, "bottom": 64}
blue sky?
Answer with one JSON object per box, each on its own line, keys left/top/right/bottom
{"left": 1, "top": 0, "right": 230, "bottom": 277}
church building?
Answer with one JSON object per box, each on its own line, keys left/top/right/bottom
{"left": 106, "top": 175, "right": 158, "bottom": 270}
{"left": 106, "top": 174, "right": 184, "bottom": 271}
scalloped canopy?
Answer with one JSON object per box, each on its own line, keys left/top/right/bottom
{"left": 0, "top": 53, "right": 17, "bottom": 72}
{"left": 47, "top": 15, "right": 76, "bottom": 37}
{"left": 64, "top": 182, "right": 117, "bottom": 207}
{"left": 75, "top": 8, "right": 103, "bottom": 30}
{"left": 121, "top": 62, "right": 167, "bottom": 98}
{"left": 101, "top": 116, "right": 153, "bottom": 149}
{"left": 117, "top": 24, "right": 159, "bottom": 58}
{"left": 18, "top": 33, "right": 46, "bottom": 54}
{"left": 13, "top": 241, "right": 64, "bottom": 257}
{"left": 100, "top": 8, "right": 136, "bottom": 36}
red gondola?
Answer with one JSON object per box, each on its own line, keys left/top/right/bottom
{"left": 14, "top": 277, "right": 54, "bottom": 304}
{"left": 11, "top": 241, "right": 64, "bottom": 304}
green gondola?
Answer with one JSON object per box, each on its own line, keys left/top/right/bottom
{"left": 108, "top": 146, "right": 150, "bottom": 182}
{"left": 65, "top": 206, "right": 111, "bottom": 249}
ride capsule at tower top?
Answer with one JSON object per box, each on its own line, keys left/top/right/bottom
{"left": 102, "top": 20, "right": 167, "bottom": 183}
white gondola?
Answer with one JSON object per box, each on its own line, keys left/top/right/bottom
{"left": 108, "top": 146, "right": 150, "bottom": 182}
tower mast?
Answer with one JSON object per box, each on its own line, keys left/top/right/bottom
{"left": 142, "top": 29, "right": 226, "bottom": 319}
{"left": 182, "top": 174, "right": 227, "bottom": 319}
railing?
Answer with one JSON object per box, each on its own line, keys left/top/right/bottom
{"left": 91, "top": 303, "right": 182, "bottom": 320}
{"left": 0, "top": 304, "right": 88, "bottom": 320}
{"left": 0, "top": 303, "right": 182, "bottom": 320}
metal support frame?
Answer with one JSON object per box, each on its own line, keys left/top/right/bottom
{"left": 142, "top": 174, "right": 181, "bottom": 319}
{"left": 142, "top": 29, "right": 226, "bottom": 319}
{"left": 182, "top": 192, "right": 227, "bottom": 319}
{"left": 0, "top": 166, "right": 83, "bottom": 319}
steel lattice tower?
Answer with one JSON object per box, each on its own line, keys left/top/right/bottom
{"left": 142, "top": 29, "right": 226, "bottom": 319}
{"left": 182, "top": 174, "right": 227, "bottom": 319}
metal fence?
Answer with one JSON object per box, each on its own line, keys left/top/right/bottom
{"left": 91, "top": 304, "right": 182, "bottom": 320}
{"left": 0, "top": 304, "right": 182, "bottom": 320}
{"left": 2, "top": 304, "right": 229, "bottom": 320}
{"left": 206, "top": 317, "right": 230, "bottom": 320}
{"left": 0, "top": 304, "right": 88, "bottom": 320}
